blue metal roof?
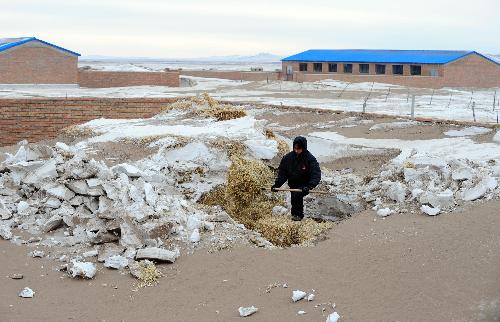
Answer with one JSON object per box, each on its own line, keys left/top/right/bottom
{"left": 0, "top": 37, "right": 81, "bottom": 56}
{"left": 282, "top": 49, "right": 499, "bottom": 65}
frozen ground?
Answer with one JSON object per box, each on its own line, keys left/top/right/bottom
{"left": 1, "top": 77, "right": 499, "bottom": 123}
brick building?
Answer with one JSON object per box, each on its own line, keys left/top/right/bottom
{"left": 282, "top": 49, "right": 500, "bottom": 88}
{"left": 0, "top": 37, "right": 80, "bottom": 84}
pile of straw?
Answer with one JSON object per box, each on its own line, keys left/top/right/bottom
{"left": 61, "top": 125, "right": 101, "bottom": 139}
{"left": 159, "top": 93, "right": 246, "bottom": 121}
{"left": 137, "top": 261, "right": 163, "bottom": 287}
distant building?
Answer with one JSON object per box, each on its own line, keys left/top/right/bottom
{"left": 282, "top": 49, "right": 500, "bottom": 88}
{"left": 0, "top": 37, "right": 80, "bottom": 84}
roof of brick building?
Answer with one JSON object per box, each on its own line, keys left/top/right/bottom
{"left": 282, "top": 49, "right": 498, "bottom": 65}
{"left": 0, "top": 37, "right": 80, "bottom": 56}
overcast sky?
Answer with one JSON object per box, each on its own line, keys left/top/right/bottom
{"left": 2, "top": 0, "right": 499, "bottom": 58}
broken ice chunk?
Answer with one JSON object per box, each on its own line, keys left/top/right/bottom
{"left": 376, "top": 208, "right": 393, "bottom": 217}
{"left": 420, "top": 205, "right": 440, "bottom": 216}
{"left": 326, "top": 312, "right": 340, "bottom": 322}
{"left": 104, "top": 255, "right": 129, "bottom": 269}
{"left": 18, "top": 287, "right": 35, "bottom": 298}
{"left": 292, "top": 290, "right": 307, "bottom": 302}
{"left": 69, "top": 260, "right": 96, "bottom": 279}
{"left": 238, "top": 306, "right": 258, "bottom": 317}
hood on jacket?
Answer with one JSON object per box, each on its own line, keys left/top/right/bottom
{"left": 293, "top": 136, "right": 308, "bottom": 151}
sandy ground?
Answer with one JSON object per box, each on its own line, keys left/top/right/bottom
{"left": 1, "top": 199, "right": 499, "bottom": 322}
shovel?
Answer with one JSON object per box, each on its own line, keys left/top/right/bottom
{"left": 262, "top": 187, "right": 330, "bottom": 195}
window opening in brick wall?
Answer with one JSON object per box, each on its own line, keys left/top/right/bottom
{"left": 410, "top": 65, "right": 422, "bottom": 76}
{"left": 359, "top": 64, "right": 369, "bottom": 74}
{"left": 343, "top": 63, "right": 353, "bottom": 73}
{"left": 375, "top": 64, "right": 386, "bottom": 74}
{"left": 313, "top": 63, "right": 323, "bottom": 72}
{"left": 328, "top": 63, "right": 337, "bottom": 72}
{"left": 299, "top": 63, "right": 308, "bottom": 72}
{"left": 392, "top": 65, "right": 404, "bottom": 75}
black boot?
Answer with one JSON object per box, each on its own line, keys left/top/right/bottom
{"left": 290, "top": 191, "right": 304, "bottom": 221}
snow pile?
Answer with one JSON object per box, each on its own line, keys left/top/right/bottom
{"left": 308, "top": 131, "right": 500, "bottom": 218}
{"left": 363, "top": 151, "right": 500, "bottom": 216}
{"left": 0, "top": 138, "right": 271, "bottom": 276}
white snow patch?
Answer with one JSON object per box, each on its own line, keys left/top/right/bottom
{"left": 292, "top": 290, "right": 307, "bottom": 302}
{"left": 444, "top": 127, "right": 492, "bottom": 137}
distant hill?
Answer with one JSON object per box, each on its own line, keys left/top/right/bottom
{"left": 191, "top": 53, "right": 282, "bottom": 63}
{"left": 80, "top": 53, "right": 283, "bottom": 63}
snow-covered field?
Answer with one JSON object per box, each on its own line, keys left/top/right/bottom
{"left": 1, "top": 77, "right": 499, "bottom": 123}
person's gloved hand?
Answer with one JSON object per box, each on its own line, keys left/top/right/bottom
{"left": 271, "top": 184, "right": 278, "bottom": 192}
{"left": 302, "top": 186, "right": 310, "bottom": 196}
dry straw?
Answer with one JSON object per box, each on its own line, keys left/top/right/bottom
{"left": 61, "top": 125, "right": 101, "bottom": 139}
{"left": 203, "top": 152, "right": 332, "bottom": 246}
{"left": 159, "top": 93, "right": 247, "bottom": 121}
{"left": 137, "top": 261, "right": 163, "bottom": 287}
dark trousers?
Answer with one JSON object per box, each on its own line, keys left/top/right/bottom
{"left": 291, "top": 191, "right": 304, "bottom": 219}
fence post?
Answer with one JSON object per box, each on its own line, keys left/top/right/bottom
{"left": 447, "top": 92, "right": 453, "bottom": 108}
{"left": 411, "top": 95, "right": 415, "bottom": 118}
{"left": 472, "top": 101, "right": 476, "bottom": 122}
{"left": 385, "top": 88, "right": 391, "bottom": 102}
{"left": 494, "top": 89, "right": 497, "bottom": 111}
{"left": 363, "top": 98, "right": 367, "bottom": 113}
{"left": 429, "top": 89, "right": 435, "bottom": 105}
{"left": 406, "top": 87, "right": 410, "bottom": 103}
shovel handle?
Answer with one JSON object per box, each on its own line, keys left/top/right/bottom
{"left": 262, "top": 187, "right": 330, "bottom": 195}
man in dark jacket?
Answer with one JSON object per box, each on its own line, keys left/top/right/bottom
{"left": 271, "top": 136, "right": 321, "bottom": 221}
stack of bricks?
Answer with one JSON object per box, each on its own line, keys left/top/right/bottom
{"left": 0, "top": 98, "right": 178, "bottom": 146}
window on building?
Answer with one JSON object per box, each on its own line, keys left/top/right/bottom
{"left": 430, "top": 69, "right": 439, "bottom": 77}
{"left": 410, "top": 65, "right": 422, "bottom": 76}
{"left": 299, "top": 63, "right": 308, "bottom": 72}
{"left": 313, "top": 63, "right": 323, "bottom": 72}
{"left": 359, "top": 64, "right": 370, "bottom": 74}
{"left": 328, "top": 63, "right": 337, "bottom": 73}
{"left": 375, "top": 64, "right": 386, "bottom": 75}
{"left": 343, "top": 64, "right": 353, "bottom": 73}
{"left": 392, "top": 65, "right": 404, "bottom": 75}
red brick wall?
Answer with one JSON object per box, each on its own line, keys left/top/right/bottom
{"left": 180, "top": 70, "right": 281, "bottom": 81}
{"left": 78, "top": 70, "right": 180, "bottom": 88}
{"left": 0, "top": 41, "right": 78, "bottom": 84}
{"left": 0, "top": 98, "right": 178, "bottom": 146}
{"left": 443, "top": 54, "right": 500, "bottom": 88}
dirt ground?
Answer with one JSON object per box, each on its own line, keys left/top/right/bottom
{"left": 1, "top": 198, "right": 499, "bottom": 322}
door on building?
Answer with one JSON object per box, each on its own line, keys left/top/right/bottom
{"left": 286, "top": 65, "right": 293, "bottom": 81}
